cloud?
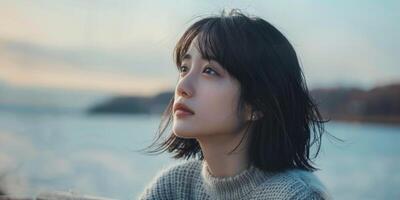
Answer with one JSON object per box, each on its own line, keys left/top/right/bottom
{"left": 298, "top": 27, "right": 400, "bottom": 88}
{"left": 0, "top": 39, "right": 169, "bottom": 72}
{"left": 0, "top": 0, "right": 399, "bottom": 93}
{"left": 0, "top": 38, "right": 177, "bottom": 96}
{"left": 0, "top": 65, "right": 173, "bottom": 96}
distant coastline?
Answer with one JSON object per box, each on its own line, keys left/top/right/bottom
{"left": 87, "top": 91, "right": 173, "bottom": 115}
{"left": 325, "top": 115, "right": 400, "bottom": 125}
{"left": 310, "top": 83, "right": 400, "bottom": 125}
{"left": 88, "top": 83, "right": 400, "bottom": 125}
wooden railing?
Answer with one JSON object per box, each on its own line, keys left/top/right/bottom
{"left": 0, "top": 191, "right": 117, "bottom": 200}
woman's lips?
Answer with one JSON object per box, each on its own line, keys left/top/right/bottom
{"left": 173, "top": 103, "right": 195, "bottom": 115}
{"left": 173, "top": 102, "right": 195, "bottom": 118}
{"left": 175, "top": 109, "right": 194, "bottom": 118}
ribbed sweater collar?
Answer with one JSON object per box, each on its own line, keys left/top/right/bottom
{"left": 200, "top": 161, "right": 273, "bottom": 200}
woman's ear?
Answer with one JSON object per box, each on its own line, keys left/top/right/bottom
{"left": 249, "top": 111, "right": 263, "bottom": 121}
{"left": 244, "top": 104, "right": 263, "bottom": 121}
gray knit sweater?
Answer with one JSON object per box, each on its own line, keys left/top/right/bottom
{"left": 138, "top": 159, "right": 332, "bottom": 200}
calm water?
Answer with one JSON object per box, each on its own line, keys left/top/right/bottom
{"left": 0, "top": 111, "right": 399, "bottom": 199}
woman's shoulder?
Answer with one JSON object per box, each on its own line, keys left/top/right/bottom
{"left": 155, "top": 159, "right": 202, "bottom": 179}
{"left": 138, "top": 159, "right": 202, "bottom": 200}
{"left": 252, "top": 168, "right": 332, "bottom": 200}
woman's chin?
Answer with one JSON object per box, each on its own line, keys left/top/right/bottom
{"left": 173, "top": 127, "right": 198, "bottom": 139}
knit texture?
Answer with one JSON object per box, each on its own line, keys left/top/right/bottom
{"left": 138, "top": 160, "right": 332, "bottom": 200}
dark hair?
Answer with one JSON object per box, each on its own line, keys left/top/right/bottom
{"left": 142, "top": 9, "right": 332, "bottom": 172}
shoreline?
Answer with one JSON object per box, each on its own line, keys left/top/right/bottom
{"left": 329, "top": 115, "right": 400, "bottom": 126}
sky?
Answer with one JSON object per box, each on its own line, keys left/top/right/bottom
{"left": 0, "top": 0, "right": 399, "bottom": 96}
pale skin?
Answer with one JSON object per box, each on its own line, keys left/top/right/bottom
{"left": 172, "top": 37, "right": 257, "bottom": 177}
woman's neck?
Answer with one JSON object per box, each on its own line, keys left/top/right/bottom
{"left": 196, "top": 129, "right": 251, "bottom": 177}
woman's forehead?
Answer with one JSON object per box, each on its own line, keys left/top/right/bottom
{"left": 185, "top": 41, "right": 201, "bottom": 59}
{"left": 181, "top": 38, "right": 206, "bottom": 62}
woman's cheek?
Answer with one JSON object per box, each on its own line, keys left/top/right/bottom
{"left": 195, "top": 95, "right": 239, "bottom": 135}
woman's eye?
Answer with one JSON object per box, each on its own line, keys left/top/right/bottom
{"left": 178, "top": 66, "right": 219, "bottom": 76}
{"left": 178, "top": 66, "right": 189, "bottom": 73}
{"left": 203, "top": 67, "right": 219, "bottom": 76}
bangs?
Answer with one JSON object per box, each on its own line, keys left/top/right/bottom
{"left": 174, "top": 17, "right": 227, "bottom": 69}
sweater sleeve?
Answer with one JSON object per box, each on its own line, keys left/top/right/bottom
{"left": 250, "top": 170, "right": 332, "bottom": 200}
{"left": 289, "top": 187, "right": 330, "bottom": 200}
{"left": 287, "top": 180, "right": 332, "bottom": 200}
{"left": 137, "top": 165, "right": 178, "bottom": 200}
{"left": 306, "top": 191, "right": 327, "bottom": 200}
{"left": 287, "top": 170, "right": 332, "bottom": 200}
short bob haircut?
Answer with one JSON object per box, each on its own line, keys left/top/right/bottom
{"left": 143, "top": 9, "right": 330, "bottom": 172}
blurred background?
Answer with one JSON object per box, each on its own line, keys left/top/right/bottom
{"left": 1, "top": 0, "right": 399, "bottom": 199}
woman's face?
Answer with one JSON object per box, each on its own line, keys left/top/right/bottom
{"left": 172, "top": 38, "right": 250, "bottom": 139}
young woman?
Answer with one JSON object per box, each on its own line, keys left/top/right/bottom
{"left": 139, "top": 9, "right": 332, "bottom": 200}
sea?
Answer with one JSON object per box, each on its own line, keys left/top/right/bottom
{"left": 0, "top": 111, "right": 399, "bottom": 199}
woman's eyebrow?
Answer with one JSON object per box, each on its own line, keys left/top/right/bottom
{"left": 181, "top": 53, "right": 222, "bottom": 68}
{"left": 181, "top": 53, "right": 191, "bottom": 61}
{"left": 182, "top": 53, "right": 215, "bottom": 62}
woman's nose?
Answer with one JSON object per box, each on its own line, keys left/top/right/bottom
{"left": 176, "top": 76, "right": 194, "bottom": 98}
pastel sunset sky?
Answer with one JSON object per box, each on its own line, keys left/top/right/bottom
{"left": 1, "top": 0, "right": 399, "bottom": 96}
